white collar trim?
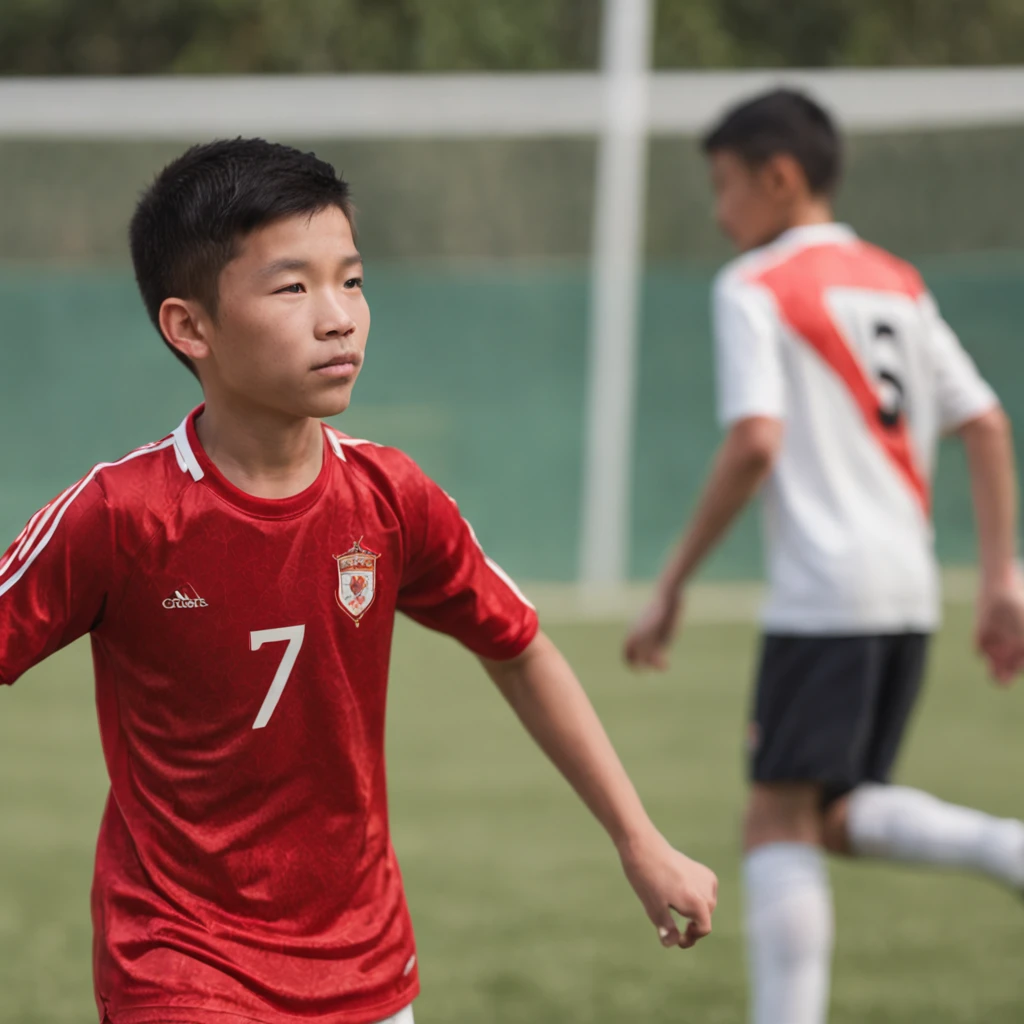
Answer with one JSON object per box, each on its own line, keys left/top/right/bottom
{"left": 171, "top": 416, "right": 205, "bottom": 481}
{"left": 774, "top": 222, "right": 857, "bottom": 249}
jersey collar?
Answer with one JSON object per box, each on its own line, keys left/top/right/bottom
{"left": 773, "top": 222, "right": 857, "bottom": 249}
{"left": 177, "top": 405, "right": 333, "bottom": 520}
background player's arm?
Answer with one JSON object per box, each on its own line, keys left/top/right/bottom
{"left": 625, "top": 275, "right": 784, "bottom": 671}
{"left": 926, "top": 295, "right": 1024, "bottom": 685}
{"left": 481, "top": 631, "right": 718, "bottom": 949}
{"left": 625, "top": 418, "right": 781, "bottom": 670}
{"left": 960, "top": 407, "right": 1024, "bottom": 684}
{"left": 962, "top": 407, "right": 1018, "bottom": 585}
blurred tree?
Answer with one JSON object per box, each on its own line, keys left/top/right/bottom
{"left": 653, "top": 0, "right": 741, "bottom": 67}
{"left": 2, "top": 0, "right": 1024, "bottom": 74}
{"left": 0, "top": 0, "right": 600, "bottom": 74}
{"left": 656, "top": 0, "right": 853, "bottom": 67}
{"left": 837, "top": 0, "right": 1024, "bottom": 66}
{"left": 656, "top": 0, "right": 1024, "bottom": 67}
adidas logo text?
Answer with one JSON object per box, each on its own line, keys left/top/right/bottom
{"left": 162, "top": 585, "right": 208, "bottom": 610}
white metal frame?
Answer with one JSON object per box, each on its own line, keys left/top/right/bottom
{"left": 2, "top": 68, "right": 1023, "bottom": 138}
{"left": 577, "top": 0, "right": 653, "bottom": 586}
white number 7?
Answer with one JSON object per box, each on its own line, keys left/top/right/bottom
{"left": 250, "top": 625, "right": 305, "bottom": 729}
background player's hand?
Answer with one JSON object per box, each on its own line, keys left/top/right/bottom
{"left": 618, "top": 830, "right": 717, "bottom": 949}
{"left": 976, "top": 573, "right": 1024, "bottom": 686}
{"left": 624, "top": 586, "right": 683, "bottom": 670}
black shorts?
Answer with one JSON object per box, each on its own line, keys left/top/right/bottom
{"left": 749, "top": 632, "right": 929, "bottom": 803}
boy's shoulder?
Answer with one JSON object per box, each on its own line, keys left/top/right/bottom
{"left": 72, "top": 431, "right": 188, "bottom": 516}
{"left": 322, "top": 425, "right": 438, "bottom": 506}
{"left": 323, "top": 426, "right": 420, "bottom": 480}
{"left": 711, "top": 232, "right": 808, "bottom": 302}
{"left": 6, "top": 431, "right": 187, "bottom": 574}
{"left": 321, "top": 428, "right": 454, "bottom": 552}
{"left": 715, "top": 225, "right": 925, "bottom": 300}
{"left": 846, "top": 237, "right": 926, "bottom": 295}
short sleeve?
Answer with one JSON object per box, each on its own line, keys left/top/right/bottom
{"left": 713, "top": 272, "right": 787, "bottom": 427}
{"left": 920, "top": 292, "right": 999, "bottom": 432}
{"left": 0, "top": 479, "right": 113, "bottom": 685}
{"left": 396, "top": 464, "right": 539, "bottom": 661}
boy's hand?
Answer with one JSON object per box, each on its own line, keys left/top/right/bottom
{"left": 976, "top": 574, "right": 1024, "bottom": 685}
{"left": 624, "top": 587, "right": 683, "bottom": 670}
{"left": 618, "top": 830, "right": 718, "bottom": 949}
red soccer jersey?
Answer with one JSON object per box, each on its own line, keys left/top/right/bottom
{"left": 0, "top": 406, "right": 538, "bottom": 1024}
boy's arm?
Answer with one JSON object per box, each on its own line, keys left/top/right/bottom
{"left": 925, "top": 294, "right": 1024, "bottom": 684}
{"left": 480, "top": 631, "right": 718, "bottom": 949}
{"left": 960, "top": 407, "right": 1024, "bottom": 684}
{"left": 0, "top": 479, "right": 112, "bottom": 685}
{"left": 393, "top": 457, "right": 718, "bottom": 948}
{"left": 624, "top": 416, "right": 782, "bottom": 670}
{"left": 624, "top": 274, "right": 785, "bottom": 671}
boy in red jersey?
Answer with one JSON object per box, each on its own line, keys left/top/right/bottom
{"left": 0, "top": 139, "right": 717, "bottom": 1024}
{"left": 625, "top": 90, "right": 1024, "bottom": 1024}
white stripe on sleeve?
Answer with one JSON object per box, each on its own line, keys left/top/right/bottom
{"left": 0, "top": 437, "right": 176, "bottom": 600}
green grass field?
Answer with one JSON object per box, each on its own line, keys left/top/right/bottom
{"left": 1, "top": 606, "right": 1021, "bottom": 1023}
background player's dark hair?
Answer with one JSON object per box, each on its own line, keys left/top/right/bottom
{"left": 129, "top": 138, "right": 354, "bottom": 378}
{"left": 702, "top": 88, "right": 841, "bottom": 196}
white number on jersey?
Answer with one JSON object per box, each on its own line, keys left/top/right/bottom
{"left": 250, "top": 624, "right": 305, "bottom": 729}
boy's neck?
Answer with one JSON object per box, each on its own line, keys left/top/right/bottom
{"left": 778, "top": 198, "right": 835, "bottom": 237}
{"left": 194, "top": 396, "right": 325, "bottom": 500}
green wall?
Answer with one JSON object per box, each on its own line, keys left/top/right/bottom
{"left": 2, "top": 254, "right": 1018, "bottom": 581}
{"left": 3, "top": 125, "right": 1022, "bottom": 579}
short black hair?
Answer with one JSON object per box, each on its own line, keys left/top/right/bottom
{"left": 130, "top": 138, "right": 354, "bottom": 377}
{"left": 702, "top": 88, "right": 840, "bottom": 196}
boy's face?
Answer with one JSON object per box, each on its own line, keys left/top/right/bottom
{"left": 708, "top": 149, "right": 801, "bottom": 253}
{"left": 178, "top": 205, "right": 370, "bottom": 420}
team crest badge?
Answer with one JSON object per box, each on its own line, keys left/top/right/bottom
{"left": 334, "top": 539, "right": 379, "bottom": 624}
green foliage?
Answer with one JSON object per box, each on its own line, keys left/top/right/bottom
{"left": 656, "top": 0, "right": 1024, "bottom": 68}
{"left": 3, "top": 0, "right": 1024, "bottom": 74}
{"left": 0, "top": 0, "right": 600, "bottom": 74}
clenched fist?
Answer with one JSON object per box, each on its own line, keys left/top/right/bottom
{"left": 618, "top": 829, "right": 718, "bottom": 949}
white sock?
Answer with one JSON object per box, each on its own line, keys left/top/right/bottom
{"left": 745, "top": 843, "right": 833, "bottom": 1024}
{"left": 847, "top": 783, "right": 1024, "bottom": 889}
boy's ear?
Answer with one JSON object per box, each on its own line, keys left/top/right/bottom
{"left": 764, "top": 152, "right": 810, "bottom": 201}
{"left": 159, "top": 297, "right": 213, "bottom": 365}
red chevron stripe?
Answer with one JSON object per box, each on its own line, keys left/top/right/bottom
{"left": 751, "top": 242, "right": 930, "bottom": 515}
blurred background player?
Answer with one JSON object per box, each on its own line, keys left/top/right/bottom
{"left": 624, "top": 89, "right": 1024, "bottom": 1024}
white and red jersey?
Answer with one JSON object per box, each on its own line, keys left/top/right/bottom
{"left": 714, "top": 223, "right": 997, "bottom": 633}
{"left": 0, "top": 407, "right": 538, "bottom": 1024}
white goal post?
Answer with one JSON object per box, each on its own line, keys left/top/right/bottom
{"left": 3, "top": 67, "right": 1023, "bottom": 139}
